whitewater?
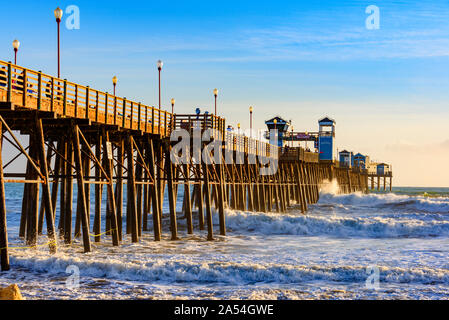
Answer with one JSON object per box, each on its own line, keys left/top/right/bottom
{"left": 0, "top": 183, "right": 448, "bottom": 300}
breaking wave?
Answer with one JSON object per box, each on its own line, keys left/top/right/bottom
{"left": 220, "top": 191, "right": 449, "bottom": 238}
{"left": 9, "top": 254, "right": 449, "bottom": 286}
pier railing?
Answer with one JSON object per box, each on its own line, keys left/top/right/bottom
{"left": 279, "top": 146, "right": 319, "bottom": 163}
{"left": 0, "top": 60, "right": 173, "bottom": 136}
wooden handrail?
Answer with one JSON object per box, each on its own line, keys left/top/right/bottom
{"left": 0, "top": 59, "right": 173, "bottom": 136}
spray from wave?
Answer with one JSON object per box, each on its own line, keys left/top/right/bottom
{"left": 320, "top": 179, "right": 340, "bottom": 195}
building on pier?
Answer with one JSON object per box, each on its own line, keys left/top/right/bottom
{"left": 339, "top": 150, "right": 354, "bottom": 168}
{"left": 318, "top": 117, "right": 336, "bottom": 162}
{"left": 265, "top": 116, "right": 290, "bottom": 147}
{"left": 353, "top": 153, "right": 370, "bottom": 169}
{"left": 377, "top": 163, "right": 390, "bottom": 175}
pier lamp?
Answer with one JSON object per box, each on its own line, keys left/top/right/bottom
{"left": 249, "top": 106, "right": 253, "bottom": 137}
{"left": 273, "top": 118, "right": 277, "bottom": 132}
{"left": 112, "top": 76, "right": 118, "bottom": 96}
{"left": 305, "top": 131, "right": 308, "bottom": 149}
{"left": 171, "top": 98, "right": 175, "bottom": 114}
{"left": 54, "top": 7, "right": 63, "bottom": 78}
{"left": 12, "top": 40, "right": 20, "bottom": 65}
{"left": 213, "top": 88, "right": 218, "bottom": 115}
{"left": 291, "top": 126, "right": 294, "bottom": 147}
{"left": 157, "top": 60, "right": 163, "bottom": 109}
{"left": 238, "top": 123, "right": 241, "bottom": 135}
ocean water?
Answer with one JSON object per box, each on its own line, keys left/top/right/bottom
{"left": 0, "top": 183, "right": 448, "bottom": 300}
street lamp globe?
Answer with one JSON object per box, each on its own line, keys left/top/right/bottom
{"left": 112, "top": 76, "right": 118, "bottom": 85}
{"left": 157, "top": 60, "right": 163, "bottom": 70}
{"left": 54, "top": 7, "right": 63, "bottom": 22}
{"left": 12, "top": 39, "right": 20, "bottom": 51}
{"left": 171, "top": 98, "right": 175, "bottom": 105}
{"left": 213, "top": 88, "right": 218, "bottom": 97}
{"left": 249, "top": 106, "right": 253, "bottom": 113}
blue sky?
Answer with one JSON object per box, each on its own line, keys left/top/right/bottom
{"left": 1, "top": 0, "right": 449, "bottom": 186}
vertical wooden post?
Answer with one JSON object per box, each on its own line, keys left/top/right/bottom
{"left": 147, "top": 139, "right": 161, "bottom": 241}
{"left": 58, "top": 139, "right": 67, "bottom": 235}
{"left": 165, "top": 144, "right": 178, "bottom": 240}
{"left": 93, "top": 133, "right": 102, "bottom": 242}
{"left": 183, "top": 164, "right": 193, "bottom": 234}
{"left": 38, "top": 139, "right": 53, "bottom": 234}
{"left": 6, "top": 62, "right": 12, "bottom": 103}
{"left": 202, "top": 162, "right": 214, "bottom": 241}
{"left": 85, "top": 86, "right": 90, "bottom": 119}
{"left": 135, "top": 143, "right": 143, "bottom": 237}
{"left": 0, "top": 122, "right": 10, "bottom": 270}
{"left": 71, "top": 125, "right": 92, "bottom": 253}
{"left": 115, "top": 138, "right": 124, "bottom": 241}
{"left": 26, "top": 141, "right": 39, "bottom": 247}
{"left": 217, "top": 161, "right": 226, "bottom": 236}
{"left": 126, "top": 135, "right": 139, "bottom": 243}
{"left": 64, "top": 133, "right": 74, "bottom": 244}
{"left": 102, "top": 129, "right": 120, "bottom": 246}
{"left": 35, "top": 117, "right": 57, "bottom": 253}
{"left": 37, "top": 72, "right": 42, "bottom": 110}
{"left": 63, "top": 79, "right": 67, "bottom": 116}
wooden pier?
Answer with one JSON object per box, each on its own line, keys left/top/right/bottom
{"left": 0, "top": 60, "right": 384, "bottom": 271}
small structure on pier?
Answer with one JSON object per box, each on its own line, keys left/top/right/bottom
{"left": 265, "top": 116, "right": 290, "bottom": 147}
{"left": 339, "top": 150, "right": 354, "bottom": 168}
{"left": 318, "top": 117, "right": 336, "bottom": 162}
{"left": 353, "top": 153, "right": 369, "bottom": 169}
{"left": 377, "top": 163, "right": 390, "bottom": 175}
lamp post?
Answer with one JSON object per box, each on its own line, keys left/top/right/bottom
{"left": 249, "top": 106, "right": 253, "bottom": 138}
{"left": 213, "top": 88, "right": 218, "bottom": 115}
{"left": 157, "top": 60, "right": 163, "bottom": 109}
{"left": 12, "top": 40, "right": 20, "bottom": 64}
{"left": 305, "top": 131, "right": 308, "bottom": 150}
{"left": 291, "top": 126, "right": 294, "bottom": 147}
{"left": 54, "top": 7, "right": 63, "bottom": 78}
{"left": 171, "top": 98, "right": 175, "bottom": 114}
{"left": 112, "top": 76, "right": 117, "bottom": 96}
{"left": 237, "top": 123, "right": 241, "bottom": 135}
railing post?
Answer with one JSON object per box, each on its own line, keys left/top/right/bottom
{"left": 50, "top": 78, "right": 54, "bottom": 112}
{"left": 158, "top": 109, "right": 161, "bottom": 135}
{"left": 164, "top": 111, "right": 168, "bottom": 137}
{"left": 145, "top": 106, "right": 148, "bottom": 133}
{"left": 152, "top": 108, "right": 155, "bottom": 133}
{"left": 105, "top": 92, "right": 109, "bottom": 124}
{"left": 138, "top": 103, "right": 141, "bottom": 131}
{"left": 95, "top": 91, "right": 99, "bottom": 122}
{"left": 6, "top": 62, "right": 12, "bottom": 103}
{"left": 74, "top": 84, "right": 78, "bottom": 117}
{"left": 122, "top": 98, "right": 126, "bottom": 128}
{"left": 130, "top": 102, "right": 134, "bottom": 129}
{"left": 85, "top": 86, "right": 90, "bottom": 119}
{"left": 22, "top": 69, "right": 27, "bottom": 107}
{"left": 63, "top": 79, "right": 67, "bottom": 116}
{"left": 37, "top": 71, "right": 42, "bottom": 110}
{"left": 114, "top": 97, "right": 117, "bottom": 125}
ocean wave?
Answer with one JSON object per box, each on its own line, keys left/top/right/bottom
{"left": 221, "top": 209, "right": 449, "bottom": 238}
{"left": 319, "top": 192, "right": 449, "bottom": 214}
{"left": 9, "top": 254, "right": 449, "bottom": 286}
